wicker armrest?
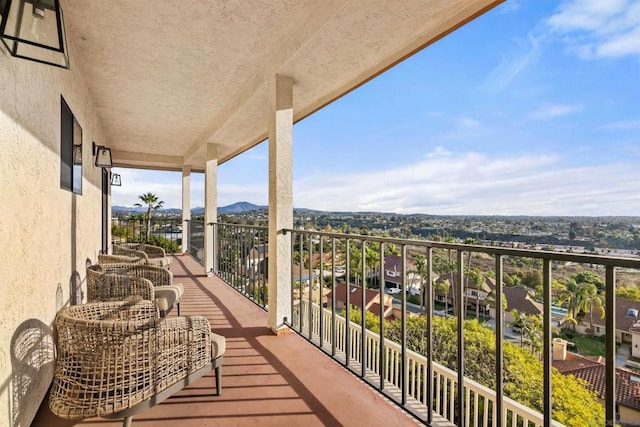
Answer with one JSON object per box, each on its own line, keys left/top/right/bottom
{"left": 126, "top": 264, "right": 173, "bottom": 287}
{"left": 114, "top": 246, "right": 150, "bottom": 262}
{"left": 89, "top": 274, "right": 155, "bottom": 303}
{"left": 97, "top": 254, "right": 145, "bottom": 265}
{"left": 139, "top": 244, "right": 166, "bottom": 258}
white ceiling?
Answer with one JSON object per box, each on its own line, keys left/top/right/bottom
{"left": 63, "top": 0, "right": 502, "bottom": 171}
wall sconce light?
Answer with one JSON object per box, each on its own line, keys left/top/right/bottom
{"left": 0, "top": 0, "right": 70, "bottom": 69}
{"left": 72, "top": 143, "right": 82, "bottom": 165}
{"left": 110, "top": 173, "right": 121, "bottom": 186}
{"left": 92, "top": 142, "right": 112, "bottom": 168}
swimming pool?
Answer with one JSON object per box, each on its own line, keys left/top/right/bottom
{"left": 551, "top": 305, "right": 568, "bottom": 316}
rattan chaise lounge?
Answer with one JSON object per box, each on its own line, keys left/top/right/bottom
{"left": 49, "top": 300, "right": 225, "bottom": 427}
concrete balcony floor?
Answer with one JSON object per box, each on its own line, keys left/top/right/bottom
{"left": 63, "top": 255, "right": 419, "bottom": 426}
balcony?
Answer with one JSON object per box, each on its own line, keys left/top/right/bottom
{"left": 65, "top": 254, "right": 419, "bottom": 427}
{"left": 94, "top": 220, "right": 640, "bottom": 425}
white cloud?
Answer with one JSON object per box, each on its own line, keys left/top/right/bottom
{"left": 292, "top": 149, "right": 640, "bottom": 216}
{"left": 112, "top": 149, "right": 640, "bottom": 216}
{"left": 481, "top": 33, "right": 540, "bottom": 94}
{"left": 597, "top": 119, "right": 640, "bottom": 130}
{"left": 547, "top": 0, "right": 640, "bottom": 58}
{"left": 527, "top": 104, "right": 581, "bottom": 120}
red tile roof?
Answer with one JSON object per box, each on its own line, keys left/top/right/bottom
{"left": 554, "top": 352, "right": 640, "bottom": 411}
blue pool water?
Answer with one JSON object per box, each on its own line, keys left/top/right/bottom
{"left": 551, "top": 305, "right": 568, "bottom": 316}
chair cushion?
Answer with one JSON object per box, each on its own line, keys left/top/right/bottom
{"left": 211, "top": 333, "right": 226, "bottom": 359}
{"left": 148, "top": 257, "right": 171, "bottom": 268}
{"left": 154, "top": 286, "right": 181, "bottom": 312}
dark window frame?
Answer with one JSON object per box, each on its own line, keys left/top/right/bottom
{"left": 60, "top": 96, "right": 82, "bottom": 194}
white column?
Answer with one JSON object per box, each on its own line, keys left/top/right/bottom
{"left": 204, "top": 144, "right": 218, "bottom": 274}
{"left": 268, "top": 74, "right": 293, "bottom": 334}
{"left": 181, "top": 166, "right": 191, "bottom": 254}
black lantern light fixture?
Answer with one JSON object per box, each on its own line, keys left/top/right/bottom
{"left": 92, "top": 142, "right": 112, "bottom": 168}
{"left": 110, "top": 173, "right": 121, "bottom": 186}
{"left": 0, "top": 0, "right": 69, "bottom": 69}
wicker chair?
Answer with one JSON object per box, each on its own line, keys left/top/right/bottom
{"left": 113, "top": 243, "right": 172, "bottom": 268}
{"left": 49, "top": 301, "right": 225, "bottom": 427}
{"left": 88, "top": 264, "right": 183, "bottom": 316}
{"left": 97, "top": 254, "right": 145, "bottom": 265}
{"left": 87, "top": 270, "right": 154, "bottom": 302}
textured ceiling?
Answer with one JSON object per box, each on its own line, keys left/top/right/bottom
{"left": 63, "top": 0, "right": 502, "bottom": 171}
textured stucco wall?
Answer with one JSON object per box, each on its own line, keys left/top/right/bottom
{"left": 0, "top": 38, "right": 108, "bottom": 426}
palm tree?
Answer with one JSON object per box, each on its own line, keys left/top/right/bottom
{"left": 509, "top": 309, "right": 529, "bottom": 348}
{"left": 134, "top": 192, "right": 164, "bottom": 240}
{"left": 412, "top": 254, "right": 427, "bottom": 312}
{"left": 434, "top": 278, "right": 451, "bottom": 316}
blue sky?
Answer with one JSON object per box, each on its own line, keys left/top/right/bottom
{"left": 113, "top": 0, "right": 640, "bottom": 216}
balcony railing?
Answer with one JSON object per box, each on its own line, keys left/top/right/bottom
{"left": 111, "top": 217, "right": 183, "bottom": 248}
{"left": 186, "top": 219, "right": 205, "bottom": 264}
{"left": 213, "top": 223, "right": 269, "bottom": 309}
{"left": 210, "top": 222, "right": 640, "bottom": 426}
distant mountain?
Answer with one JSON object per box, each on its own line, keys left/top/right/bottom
{"left": 219, "top": 201, "right": 266, "bottom": 214}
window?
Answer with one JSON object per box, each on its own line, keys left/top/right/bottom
{"left": 60, "top": 97, "right": 82, "bottom": 194}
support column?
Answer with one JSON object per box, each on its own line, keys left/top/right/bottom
{"left": 181, "top": 166, "right": 191, "bottom": 254}
{"left": 268, "top": 74, "right": 293, "bottom": 334}
{"left": 204, "top": 144, "right": 218, "bottom": 274}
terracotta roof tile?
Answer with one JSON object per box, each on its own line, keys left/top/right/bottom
{"left": 554, "top": 353, "right": 640, "bottom": 411}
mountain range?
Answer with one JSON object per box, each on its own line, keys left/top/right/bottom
{"left": 112, "top": 201, "right": 267, "bottom": 216}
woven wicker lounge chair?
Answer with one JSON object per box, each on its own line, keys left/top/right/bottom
{"left": 87, "top": 270, "right": 154, "bottom": 302}
{"left": 49, "top": 300, "right": 225, "bottom": 427}
{"left": 97, "top": 253, "right": 145, "bottom": 265}
{"left": 113, "top": 243, "right": 172, "bottom": 268}
{"left": 88, "top": 264, "right": 183, "bottom": 316}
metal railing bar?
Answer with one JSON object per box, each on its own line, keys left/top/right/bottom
{"left": 456, "top": 250, "right": 465, "bottom": 426}
{"left": 543, "top": 259, "right": 552, "bottom": 427}
{"left": 605, "top": 265, "right": 616, "bottom": 425}
{"left": 495, "top": 254, "right": 504, "bottom": 427}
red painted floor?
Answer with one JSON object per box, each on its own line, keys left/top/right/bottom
{"left": 37, "top": 255, "right": 417, "bottom": 427}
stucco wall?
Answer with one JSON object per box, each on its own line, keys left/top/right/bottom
{"left": 0, "top": 37, "right": 108, "bottom": 426}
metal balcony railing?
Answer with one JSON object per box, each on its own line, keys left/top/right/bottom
{"left": 186, "top": 219, "right": 205, "bottom": 264}
{"left": 210, "top": 222, "right": 640, "bottom": 426}
{"left": 212, "top": 223, "right": 269, "bottom": 309}
{"left": 111, "top": 217, "right": 183, "bottom": 249}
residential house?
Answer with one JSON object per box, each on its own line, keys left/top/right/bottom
{"left": 553, "top": 340, "right": 640, "bottom": 426}
{"left": 578, "top": 298, "right": 640, "bottom": 344}
{"left": 435, "top": 273, "right": 494, "bottom": 317}
{"left": 326, "top": 283, "right": 395, "bottom": 319}
{"left": 497, "top": 285, "right": 544, "bottom": 325}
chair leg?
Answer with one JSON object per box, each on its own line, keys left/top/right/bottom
{"left": 123, "top": 416, "right": 133, "bottom": 427}
{"left": 177, "top": 301, "right": 181, "bottom": 316}
{"left": 215, "top": 365, "right": 221, "bottom": 396}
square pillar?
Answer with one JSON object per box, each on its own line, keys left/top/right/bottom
{"left": 204, "top": 144, "right": 218, "bottom": 274}
{"left": 268, "top": 74, "right": 293, "bottom": 333}
{"left": 181, "top": 166, "right": 191, "bottom": 254}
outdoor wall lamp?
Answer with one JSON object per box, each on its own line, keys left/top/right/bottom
{"left": 110, "top": 173, "right": 121, "bottom": 186}
{"left": 0, "top": 0, "right": 70, "bottom": 69}
{"left": 93, "top": 142, "right": 112, "bottom": 168}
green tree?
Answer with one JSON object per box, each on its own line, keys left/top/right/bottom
{"left": 134, "top": 192, "right": 164, "bottom": 239}
{"left": 468, "top": 268, "right": 484, "bottom": 319}
{"left": 411, "top": 254, "right": 427, "bottom": 312}
{"left": 434, "top": 278, "right": 451, "bottom": 315}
